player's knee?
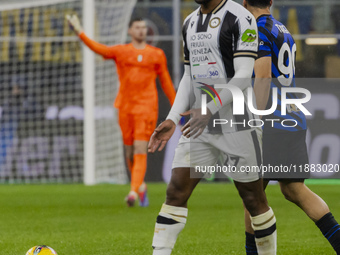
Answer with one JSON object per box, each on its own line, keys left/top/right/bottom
{"left": 280, "top": 182, "right": 304, "bottom": 203}
{"left": 133, "top": 143, "right": 147, "bottom": 155}
{"left": 242, "top": 194, "right": 266, "bottom": 216}
{"left": 280, "top": 184, "right": 299, "bottom": 203}
{"left": 166, "top": 183, "right": 188, "bottom": 207}
{"left": 242, "top": 195, "right": 258, "bottom": 215}
{"left": 133, "top": 149, "right": 145, "bottom": 155}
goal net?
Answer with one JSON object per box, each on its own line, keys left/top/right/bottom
{"left": 0, "top": 0, "right": 135, "bottom": 184}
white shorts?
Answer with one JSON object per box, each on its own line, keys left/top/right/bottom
{"left": 172, "top": 128, "right": 262, "bottom": 183}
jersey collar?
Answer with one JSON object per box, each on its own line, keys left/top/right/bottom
{"left": 256, "top": 14, "right": 272, "bottom": 22}
{"left": 197, "top": 0, "right": 228, "bottom": 15}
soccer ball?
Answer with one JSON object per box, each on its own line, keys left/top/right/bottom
{"left": 26, "top": 245, "right": 58, "bottom": 255}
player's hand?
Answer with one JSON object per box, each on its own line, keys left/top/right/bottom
{"left": 180, "top": 108, "right": 212, "bottom": 139}
{"left": 148, "top": 119, "right": 176, "bottom": 153}
{"left": 66, "top": 14, "right": 83, "bottom": 35}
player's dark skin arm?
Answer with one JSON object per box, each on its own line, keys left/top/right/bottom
{"left": 148, "top": 120, "right": 176, "bottom": 153}
{"left": 253, "top": 57, "right": 272, "bottom": 118}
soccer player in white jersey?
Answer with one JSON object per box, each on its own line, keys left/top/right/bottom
{"left": 148, "top": 0, "right": 277, "bottom": 254}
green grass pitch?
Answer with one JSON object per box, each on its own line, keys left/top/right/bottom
{"left": 0, "top": 183, "right": 338, "bottom": 254}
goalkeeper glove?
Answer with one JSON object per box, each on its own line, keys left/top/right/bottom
{"left": 66, "top": 14, "right": 83, "bottom": 35}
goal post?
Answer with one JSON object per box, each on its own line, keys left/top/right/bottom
{"left": 0, "top": 0, "right": 136, "bottom": 184}
{"left": 83, "top": 0, "right": 96, "bottom": 185}
{"left": 92, "top": 0, "right": 137, "bottom": 185}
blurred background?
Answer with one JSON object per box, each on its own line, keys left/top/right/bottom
{"left": 0, "top": 0, "right": 339, "bottom": 184}
{"left": 135, "top": 0, "right": 340, "bottom": 78}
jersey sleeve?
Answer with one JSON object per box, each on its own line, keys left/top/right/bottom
{"left": 156, "top": 50, "right": 176, "bottom": 105}
{"left": 182, "top": 18, "right": 191, "bottom": 65}
{"left": 232, "top": 14, "right": 258, "bottom": 59}
{"left": 257, "top": 26, "right": 272, "bottom": 59}
{"left": 78, "top": 32, "right": 119, "bottom": 60}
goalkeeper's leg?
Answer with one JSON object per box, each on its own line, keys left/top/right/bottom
{"left": 124, "top": 140, "right": 148, "bottom": 207}
{"left": 152, "top": 167, "right": 201, "bottom": 255}
{"left": 124, "top": 145, "right": 133, "bottom": 173}
{"left": 130, "top": 140, "right": 148, "bottom": 206}
{"left": 128, "top": 115, "right": 157, "bottom": 207}
{"left": 119, "top": 111, "right": 151, "bottom": 206}
{"left": 119, "top": 111, "right": 142, "bottom": 206}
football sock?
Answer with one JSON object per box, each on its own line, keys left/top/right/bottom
{"left": 316, "top": 212, "right": 340, "bottom": 254}
{"left": 138, "top": 182, "right": 147, "bottom": 193}
{"left": 152, "top": 203, "right": 188, "bottom": 255}
{"left": 131, "top": 154, "right": 147, "bottom": 193}
{"left": 245, "top": 232, "right": 258, "bottom": 254}
{"left": 251, "top": 208, "right": 277, "bottom": 255}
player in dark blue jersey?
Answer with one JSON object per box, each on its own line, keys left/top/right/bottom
{"left": 243, "top": 0, "right": 340, "bottom": 254}
{"left": 257, "top": 9, "right": 307, "bottom": 133}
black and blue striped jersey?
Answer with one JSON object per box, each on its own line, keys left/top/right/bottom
{"left": 257, "top": 14, "right": 307, "bottom": 133}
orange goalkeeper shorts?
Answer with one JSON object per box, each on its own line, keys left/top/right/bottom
{"left": 118, "top": 111, "right": 157, "bottom": 146}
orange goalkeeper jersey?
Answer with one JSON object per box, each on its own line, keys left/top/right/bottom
{"left": 79, "top": 33, "right": 176, "bottom": 115}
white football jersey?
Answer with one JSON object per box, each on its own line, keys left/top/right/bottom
{"left": 183, "top": 0, "right": 258, "bottom": 133}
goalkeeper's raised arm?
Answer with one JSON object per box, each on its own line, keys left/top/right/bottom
{"left": 66, "top": 14, "right": 116, "bottom": 58}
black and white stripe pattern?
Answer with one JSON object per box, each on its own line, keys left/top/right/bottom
{"left": 182, "top": 0, "right": 258, "bottom": 133}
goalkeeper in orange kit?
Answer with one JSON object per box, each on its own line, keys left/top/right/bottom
{"left": 67, "top": 15, "right": 176, "bottom": 207}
